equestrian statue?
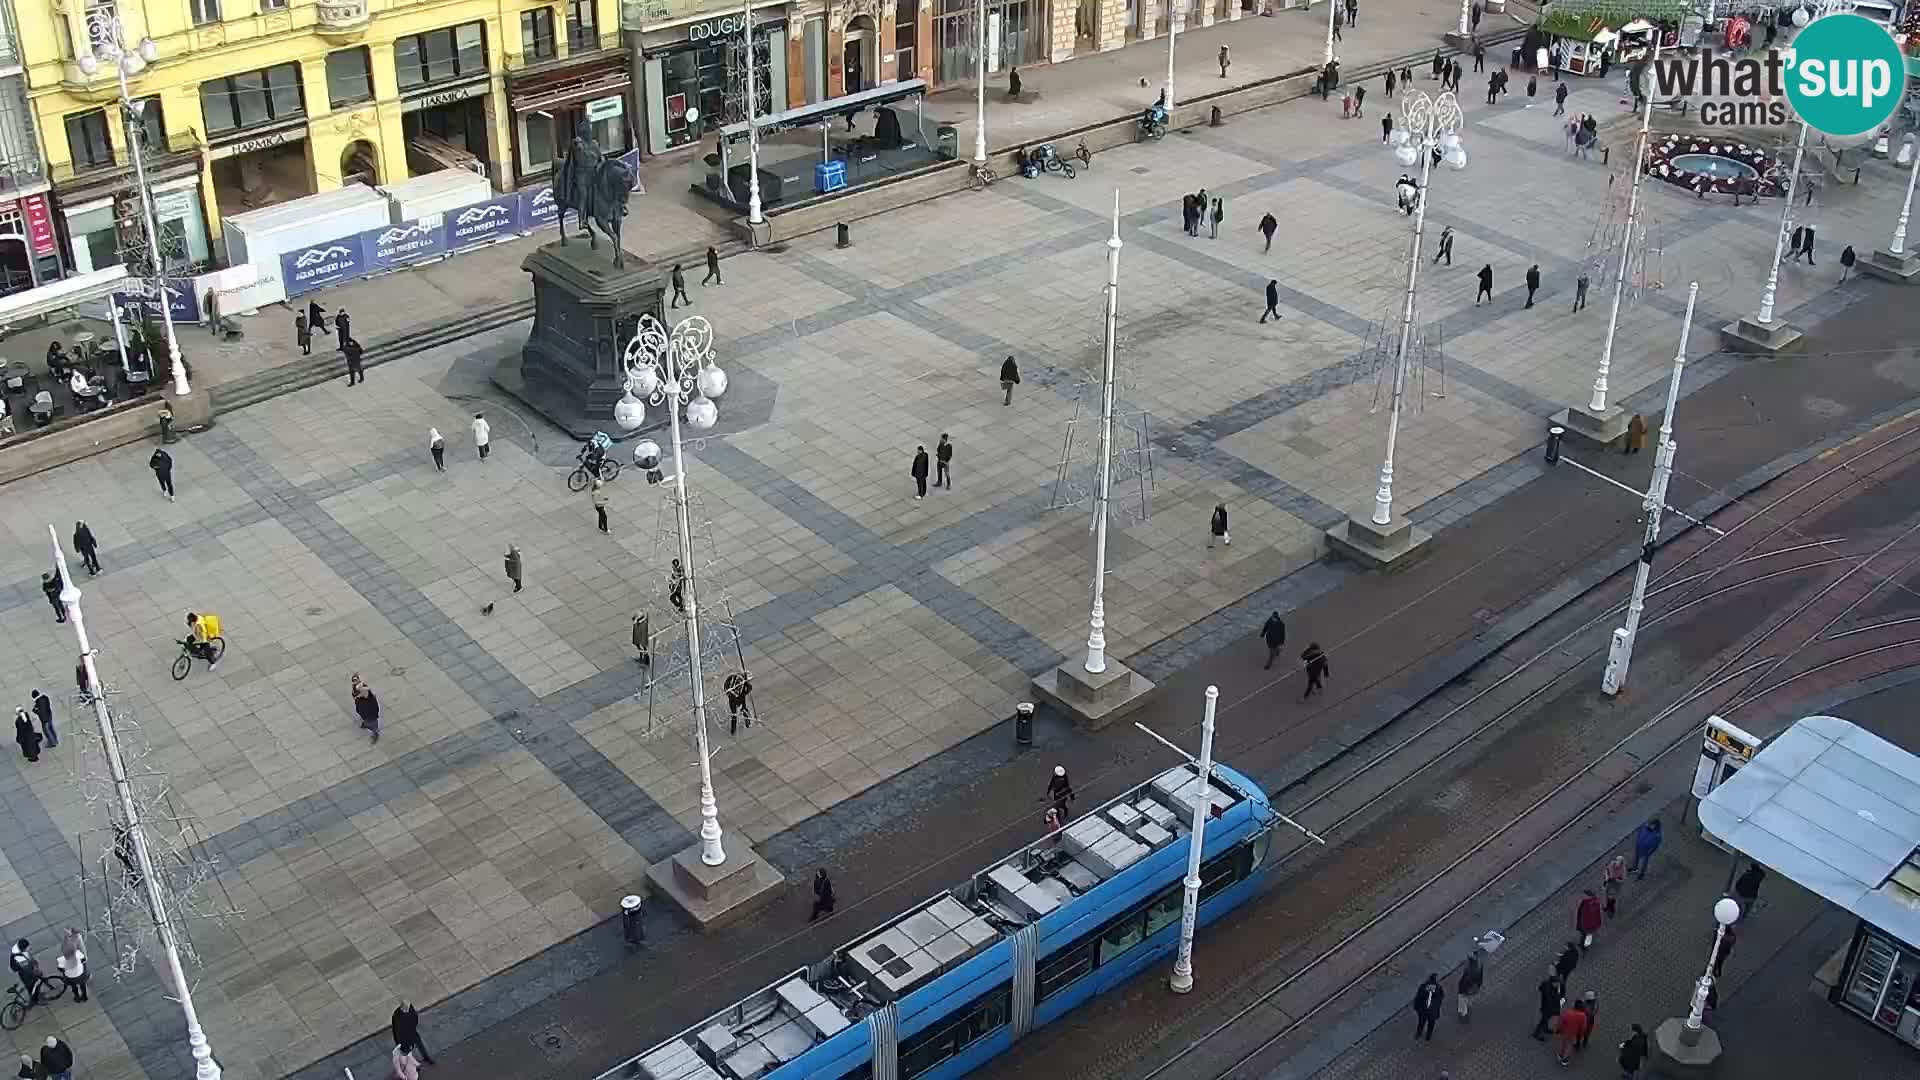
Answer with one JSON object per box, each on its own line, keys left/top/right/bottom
{"left": 554, "top": 122, "right": 635, "bottom": 269}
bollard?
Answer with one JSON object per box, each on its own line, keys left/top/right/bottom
{"left": 158, "top": 406, "right": 176, "bottom": 444}
{"left": 621, "top": 894, "right": 645, "bottom": 947}
{"left": 1602, "top": 146, "right": 1610, "bottom": 166}
{"left": 1210, "top": 105, "right": 1223, "bottom": 128}
{"left": 1014, "top": 702, "right": 1035, "bottom": 747}
{"left": 836, "top": 222, "right": 851, "bottom": 248}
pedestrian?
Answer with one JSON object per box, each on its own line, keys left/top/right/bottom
{"left": 809, "top": 868, "right": 836, "bottom": 921}
{"left": 1331, "top": 14, "right": 1341, "bottom": 42}
{"left": 1260, "top": 279, "right": 1283, "bottom": 323}
{"left": 391, "top": 1042, "right": 421, "bottom": 1080}
{"left": 1209, "top": 502, "right": 1230, "bottom": 547}
{"left": 1525, "top": 263, "right": 1541, "bottom": 308}
{"left": 935, "top": 433, "right": 953, "bottom": 489}
{"left": 1432, "top": 51, "right": 1444, "bottom": 79}
{"left": 1573, "top": 272, "right": 1590, "bottom": 312}
{"left": 343, "top": 335, "right": 365, "bottom": 385}
{"left": 1218, "top": 44, "right": 1230, "bottom": 78}
{"left": 1182, "top": 194, "right": 1196, "bottom": 235}
{"left": 1532, "top": 964, "right": 1564, "bottom": 1039}
{"left": 1258, "top": 212, "right": 1278, "bottom": 252}
{"left": 1456, "top": 950, "right": 1484, "bottom": 1020}
{"left": 1603, "top": 853, "right": 1626, "bottom": 916}
{"left": 1301, "top": 642, "right": 1330, "bottom": 699}
{"left": 335, "top": 308, "right": 352, "bottom": 347}
{"left": 1381, "top": 114, "right": 1393, "bottom": 143}
{"left": 295, "top": 311, "right": 311, "bottom": 355}
{"left": 72, "top": 522, "right": 101, "bottom": 575}
{"left": 1260, "top": 611, "right": 1287, "bottom": 669}
{"left": 1527, "top": 74, "right": 1538, "bottom": 99}
{"left": 1799, "top": 224, "right": 1816, "bottom": 265}
{"left": 1624, "top": 414, "right": 1648, "bottom": 455}
{"left": 352, "top": 673, "right": 380, "bottom": 744}
{"left": 1471, "top": 1, "right": 1481, "bottom": 32}
{"left": 1346, "top": 0, "right": 1357, "bottom": 26}
{"left": 1008, "top": 67, "right": 1021, "bottom": 98}
{"left": 38, "top": 1037, "right": 71, "bottom": 1080}
{"left": 308, "top": 299, "right": 330, "bottom": 335}
{"left": 1577, "top": 888, "right": 1604, "bottom": 950}
{"left": 14, "top": 709, "right": 41, "bottom": 763}
{"left": 1047, "top": 765, "right": 1077, "bottom": 817}
{"left": 1341, "top": 88, "right": 1354, "bottom": 119}
{"left": 1433, "top": 225, "right": 1453, "bottom": 265}
{"left": 54, "top": 944, "right": 85, "bottom": 1003}
{"left": 1386, "top": 70, "right": 1396, "bottom": 97}
{"left": 1556, "top": 998, "right": 1588, "bottom": 1064}
{"left": 30, "top": 691, "right": 54, "bottom": 750}
{"left": 15, "top": 1053, "right": 31, "bottom": 1079}
{"left": 1712, "top": 921, "right": 1736, "bottom": 976}
{"left": 631, "top": 610, "right": 651, "bottom": 666}
{"left": 1210, "top": 197, "right": 1223, "bottom": 239}
{"left": 59, "top": 928, "right": 80, "bottom": 971}
{"left": 1618, "top": 1023, "right": 1649, "bottom": 1078}
{"left": 472, "top": 412, "right": 491, "bottom": 460}
{"left": 428, "top": 428, "right": 445, "bottom": 471}
{"left": 1411, "top": 974, "right": 1443, "bottom": 1040}
{"left": 390, "top": 999, "right": 436, "bottom": 1064}
{"left": 1787, "top": 225, "right": 1806, "bottom": 261}
{"left": 1486, "top": 73, "right": 1499, "bottom": 105}
{"left": 1555, "top": 939, "right": 1580, "bottom": 983}
{"left": 1839, "top": 244, "right": 1856, "bottom": 282}
{"left": 150, "top": 446, "right": 175, "bottom": 500}
{"left": 1353, "top": 84, "right": 1366, "bottom": 118}
{"left": 703, "top": 244, "right": 722, "bottom": 285}
{"left": 1475, "top": 264, "right": 1493, "bottom": 305}
{"left": 670, "top": 263, "right": 691, "bottom": 308}
{"left": 669, "top": 557, "right": 686, "bottom": 615}
{"left": 1734, "top": 861, "right": 1766, "bottom": 918}
{"left": 724, "top": 671, "right": 754, "bottom": 734}
{"left": 911, "top": 445, "right": 930, "bottom": 500}
{"left": 41, "top": 571, "right": 66, "bottom": 624}
{"left": 999, "top": 354, "right": 1020, "bottom": 405}
{"left": 590, "top": 475, "right": 611, "bottom": 533}
{"left": 1473, "top": 42, "right": 1485, "bottom": 72}
{"left": 1630, "top": 817, "right": 1662, "bottom": 878}
{"left": 1576, "top": 990, "right": 1599, "bottom": 1049}
{"left": 1554, "top": 81, "right": 1568, "bottom": 116}
{"left": 504, "top": 544, "right": 523, "bottom": 593}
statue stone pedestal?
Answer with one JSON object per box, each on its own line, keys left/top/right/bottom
{"left": 492, "top": 241, "right": 662, "bottom": 438}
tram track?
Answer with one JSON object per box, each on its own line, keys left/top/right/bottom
{"left": 975, "top": 417, "right": 1920, "bottom": 1080}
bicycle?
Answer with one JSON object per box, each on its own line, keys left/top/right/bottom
{"left": 172, "top": 636, "right": 227, "bottom": 681}
{"left": 1075, "top": 137, "right": 1092, "bottom": 169}
{"left": 566, "top": 455, "right": 622, "bottom": 492}
{"left": 969, "top": 161, "right": 998, "bottom": 190}
{"left": 1, "top": 976, "right": 70, "bottom": 1029}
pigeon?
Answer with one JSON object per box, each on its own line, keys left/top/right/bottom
{"left": 481, "top": 602, "right": 495, "bottom": 616}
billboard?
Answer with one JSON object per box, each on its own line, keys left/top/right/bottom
{"left": 363, "top": 217, "right": 450, "bottom": 272}
{"left": 280, "top": 238, "right": 371, "bottom": 296}
{"left": 447, "top": 195, "right": 522, "bottom": 249}
{"left": 111, "top": 277, "right": 202, "bottom": 325}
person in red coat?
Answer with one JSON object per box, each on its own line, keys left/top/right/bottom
{"left": 1576, "top": 888, "right": 1605, "bottom": 951}
{"left": 1556, "top": 1000, "right": 1589, "bottom": 1064}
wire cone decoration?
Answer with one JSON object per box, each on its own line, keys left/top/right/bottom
{"left": 1049, "top": 285, "right": 1156, "bottom": 525}
{"left": 640, "top": 486, "right": 756, "bottom": 741}
{"left": 1583, "top": 158, "right": 1665, "bottom": 303}
{"left": 1361, "top": 292, "right": 1446, "bottom": 413}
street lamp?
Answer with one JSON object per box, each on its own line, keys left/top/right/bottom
{"left": 617, "top": 314, "right": 731, "bottom": 865}
{"left": 1083, "top": 193, "right": 1121, "bottom": 676}
{"left": 1369, "top": 90, "right": 1466, "bottom": 528}
{"left": 1168, "top": 684, "right": 1218, "bottom": 994}
{"left": 48, "top": 529, "right": 223, "bottom": 1080}
{"left": 974, "top": 0, "right": 988, "bottom": 167}
{"left": 1324, "top": 0, "right": 1339, "bottom": 66}
{"left": 1891, "top": 143, "right": 1918, "bottom": 258}
{"left": 1685, "top": 898, "right": 1742, "bottom": 1040}
{"left": 740, "top": 0, "right": 763, "bottom": 227}
{"left": 77, "top": 13, "right": 188, "bottom": 398}
{"left": 1167, "top": 0, "right": 1182, "bottom": 111}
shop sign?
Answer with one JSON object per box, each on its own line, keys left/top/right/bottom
{"left": 685, "top": 10, "right": 772, "bottom": 41}
{"left": 279, "top": 237, "right": 371, "bottom": 296}
{"left": 208, "top": 127, "right": 306, "bottom": 161}
{"left": 20, "top": 194, "right": 54, "bottom": 257}
{"left": 111, "top": 277, "right": 201, "bottom": 325}
{"left": 586, "top": 95, "right": 626, "bottom": 122}
{"left": 361, "top": 217, "right": 450, "bottom": 272}
{"left": 448, "top": 194, "right": 523, "bottom": 248}
{"left": 153, "top": 190, "right": 198, "bottom": 224}
{"left": 402, "top": 81, "right": 491, "bottom": 114}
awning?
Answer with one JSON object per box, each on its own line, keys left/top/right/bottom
{"left": 0, "top": 265, "right": 130, "bottom": 327}
{"left": 717, "top": 79, "right": 928, "bottom": 144}
{"left": 1699, "top": 715, "right": 1920, "bottom": 948}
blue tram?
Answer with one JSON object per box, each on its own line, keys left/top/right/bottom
{"left": 607, "top": 762, "right": 1278, "bottom": 1080}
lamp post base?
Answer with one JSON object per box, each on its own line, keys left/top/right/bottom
{"left": 1652, "top": 1017, "right": 1726, "bottom": 1076}
{"left": 644, "top": 838, "right": 786, "bottom": 930}
{"left": 1719, "top": 314, "right": 1804, "bottom": 355}
{"left": 1325, "top": 512, "right": 1432, "bottom": 571}
{"left": 1444, "top": 30, "right": 1476, "bottom": 50}
{"left": 1862, "top": 247, "right": 1920, "bottom": 284}
{"left": 1032, "top": 659, "right": 1155, "bottom": 728}
{"left": 168, "top": 386, "right": 213, "bottom": 430}
{"left": 1550, "top": 404, "right": 1631, "bottom": 450}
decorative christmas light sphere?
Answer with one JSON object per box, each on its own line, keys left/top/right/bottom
{"left": 697, "top": 364, "right": 729, "bottom": 399}
{"left": 1792, "top": 6, "right": 1810, "bottom": 26}
{"left": 628, "top": 363, "right": 661, "bottom": 399}
{"left": 1394, "top": 144, "right": 1419, "bottom": 167}
{"left": 686, "top": 395, "right": 718, "bottom": 431}
{"left": 613, "top": 391, "right": 646, "bottom": 431}
{"left": 633, "top": 439, "right": 661, "bottom": 469}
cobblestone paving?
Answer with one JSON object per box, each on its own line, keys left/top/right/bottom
{"left": 0, "top": 52, "right": 1911, "bottom": 1080}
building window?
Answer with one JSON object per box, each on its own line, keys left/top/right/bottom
{"left": 190, "top": 0, "right": 221, "bottom": 25}
{"left": 128, "top": 96, "right": 165, "bottom": 151}
{"left": 566, "top": 0, "right": 596, "bottom": 50}
{"left": 81, "top": 0, "right": 117, "bottom": 58}
{"left": 521, "top": 8, "right": 557, "bottom": 61}
{"left": 260, "top": 0, "right": 287, "bottom": 8}
{"left": 394, "top": 22, "right": 488, "bottom": 90}
{"left": 65, "top": 109, "right": 113, "bottom": 169}
{"left": 325, "top": 47, "right": 374, "bottom": 108}
{"left": 200, "top": 62, "right": 306, "bottom": 135}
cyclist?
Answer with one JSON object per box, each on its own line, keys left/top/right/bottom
{"left": 184, "top": 611, "right": 222, "bottom": 668}
{"left": 579, "top": 432, "right": 613, "bottom": 479}
{"left": 8, "top": 940, "right": 39, "bottom": 1001}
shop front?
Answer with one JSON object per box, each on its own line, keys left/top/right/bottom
{"left": 201, "top": 62, "right": 317, "bottom": 217}
{"left": 1837, "top": 924, "right": 1920, "bottom": 1048}
{"left": 56, "top": 140, "right": 213, "bottom": 279}
{"left": 395, "top": 21, "right": 498, "bottom": 178}
{"left": 507, "top": 52, "right": 634, "bottom": 187}
{"left": 933, "top": 0, "right": 1047, "bottom": 87}
{"left": 0, "top": 194, "right": 61, "bottom": 295}
{"left": 638, "top": 7, "right": 790, "bottom": 155}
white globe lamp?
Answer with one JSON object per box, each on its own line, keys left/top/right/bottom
{"left": 686, "top": 395, "right": 718, "bottom": 431}
{"left": 613, "top": 390, "right": 646, "bottom": 431}
{"left": 697, "top": 364, "right": 728, "bottom": 399}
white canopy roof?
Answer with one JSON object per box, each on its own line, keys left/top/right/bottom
{"left": 0, "top": 265, "right": 129, "bottom": 327}
{"left": 1699, "top": 715, "right": 1920, "bottom": 948}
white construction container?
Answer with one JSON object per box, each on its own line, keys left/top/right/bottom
{"left": 378, "top": 170, "right": 493, "bottom": 225}
{"left": 221, "top": 185, "right": 391, "bottom": 270}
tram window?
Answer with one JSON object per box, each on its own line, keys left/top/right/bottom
{"left": 1198, "top": 846, "right": 1248, "bottom": 903}
{"left": 1250, "top": 830, "right": 1272, "bottom": 870}
{"left": 1097, "top": 913, "right": 1147, "bottom": 965}
{"left": 1035, "top": 940, "right": 1096, "bottom": 1002}
{"left": 899, "top": 986, "right": 1010, "bottom": 1078}
{"left": 1145, "top": 888, "right": 1183, "bottom": 936}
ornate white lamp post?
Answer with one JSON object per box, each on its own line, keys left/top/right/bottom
{"left": 740, "top": 0, "right": 763, "bottom": 227}
{"left": 616, "top": 315, "right": 731, "bottom": 865}
{"left": 1324, "top": 0, "right": 1339, "bottom": 66}
{"left": 1684, "top": 897, "right": 1743, "bottom": 1039}
{"left": 1865, "top": 135, "right": 1920, "bottom": 282}
{"left": 1166, "top": 0, "right": 1182, "bottom": 110}
{"left": 49, "top": 530, "right": 222, "bottom": 1079}
{"left": 1084, "top": 194, "right": 1121, "bottom": 675}
{"left": 974, "top": 0, "right": 989, "bottom": 166}
{"left": 77, "top": 12, "right": 188, "bottom": 398}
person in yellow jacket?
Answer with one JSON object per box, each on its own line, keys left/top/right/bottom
{"left": 184, "top": 612, "right": 221, "bottom": 667}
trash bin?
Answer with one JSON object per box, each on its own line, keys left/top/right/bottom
{"left": 1210, "top": 105, "right": 1223, "bottom": 128}
{"left": 935, "top": 124, "right": 959, "bottom": 160}
{"left": 1014, "top": 702, "right": 1035, "bottom": 747}
{"left": 836, "top": 222, "right": 851, "bottom": 249}
{"left": 621, "top": 894, "right": 645, "bottom": 946}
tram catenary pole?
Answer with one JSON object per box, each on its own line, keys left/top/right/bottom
{"left": 1169, "top": 685, "right": 1217, "bottom": 994}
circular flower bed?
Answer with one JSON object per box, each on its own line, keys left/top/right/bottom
{"left": 1646, "top": 134, "right": 1784, "bottom": 198}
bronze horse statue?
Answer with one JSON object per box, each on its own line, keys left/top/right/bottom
{"left": 554, "top": 127, "right": 635, "bottom": 269}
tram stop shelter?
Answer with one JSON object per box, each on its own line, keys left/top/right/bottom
{"left": 1697, "top": 715, "right": 1920, "bottom": 1051}
{"left": 695, "top": 80, "right": 938, "bottom": 213}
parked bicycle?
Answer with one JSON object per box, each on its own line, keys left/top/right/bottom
{"left": 1021, "top": 143, "right": 1076, "bottom": 179}
{"left": 970, "top": 161, "right": 998, "bottom": 190}
{"left": 172, "top": 635, "right": 227, "bottom": 681}
{"left": 0, "top": 976, "right": 70, "bottom": 1030}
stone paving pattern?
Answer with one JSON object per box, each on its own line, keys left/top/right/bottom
{"left": 0, "top": 23, "right": 1914, "bottom": 1079}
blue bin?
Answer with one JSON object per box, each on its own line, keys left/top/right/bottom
{"left": 815, "top": 160, "right": 849, "bottom": 194}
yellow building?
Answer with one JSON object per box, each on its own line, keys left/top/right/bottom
{"left": 20, "top": 0, "right": 631, "bottom": 267}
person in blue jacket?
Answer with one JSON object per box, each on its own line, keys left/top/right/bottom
{"left": 1629, "top": 818, "right": 1663, "bottom": 880}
